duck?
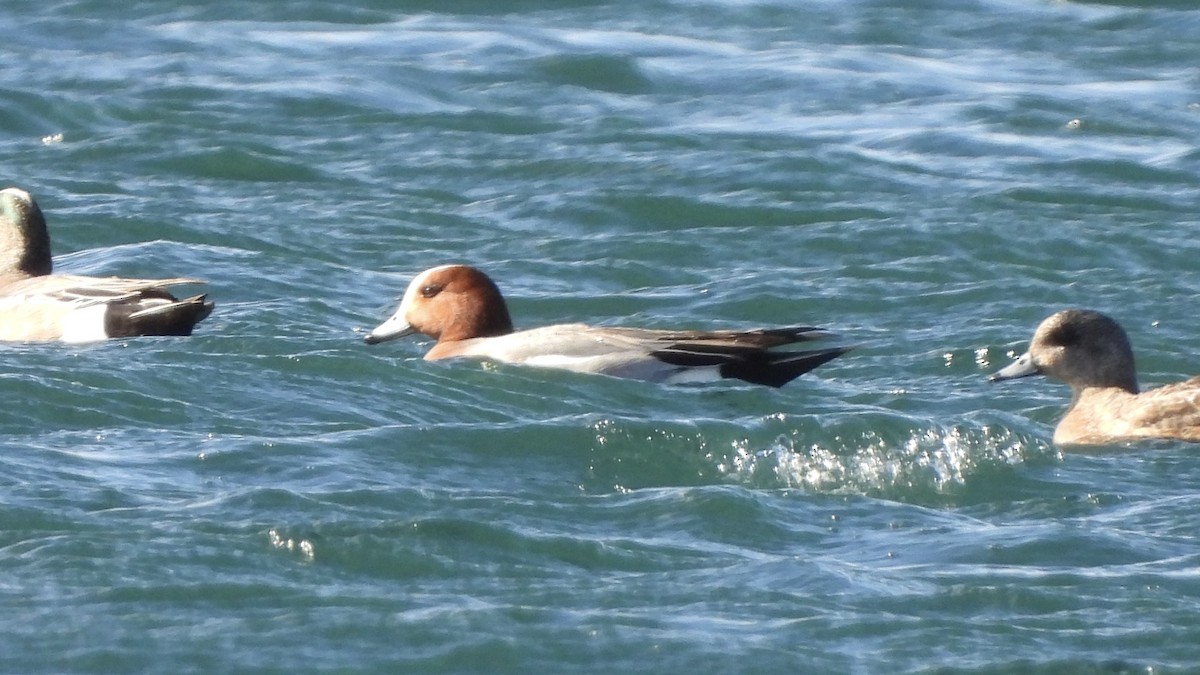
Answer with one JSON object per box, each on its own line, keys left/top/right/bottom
{"left": 0, "top": 187, "right": 213, "bottom": 342}
{"left": 364, "top": 264, "right": 850, "bottom": 387}
{"left": 990, "top": 308, "right": 1200, "bottom": 445}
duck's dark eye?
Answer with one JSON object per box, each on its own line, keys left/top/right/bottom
{"left": 421, "top": 283, "right": 444, "bottom": 298}
{"left": 1046, "top": 324, "right": 1080, "bottom": 347}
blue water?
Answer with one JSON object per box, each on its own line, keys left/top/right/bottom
{"left": 2, "top": 0, "right": 1199, "bottom": 672}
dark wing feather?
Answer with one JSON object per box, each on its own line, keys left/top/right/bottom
{"left": 648, "top": 326, "right": 850, "bottom": 387}
{"left": 646, "top": 326, "right": 832, "bottom": 349}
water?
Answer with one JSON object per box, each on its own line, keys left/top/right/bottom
{"left": 1, "top": 0, "right": 1199, "bottom": 672}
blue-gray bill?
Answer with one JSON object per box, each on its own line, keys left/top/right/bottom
{"left": 989, "top": 352, "right": 1040, "bottom": 381}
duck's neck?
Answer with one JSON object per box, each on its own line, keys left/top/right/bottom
{"left": 447, "top": 308, "right": 512, "bottom": 341}
{"left": 0, "top": 209, "right": 52, "bottom": 278}
{"left": 1121, "top": 377, "right": 1139, "bottom": 395}
{"left": 1068, "top": 384, "right": 1138, "bottom": 410}
{"left": 442, "top": 284, "right": 513, "bottom": 341}
{"left": 1070, "top": 371, "right": 1139, "bottom": 401}
{"left": 1057, "top": 385, "right": 1142, "bottom": 445}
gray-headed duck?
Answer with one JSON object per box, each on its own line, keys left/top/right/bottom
{"left": 990, "top": 308, "right": 1200, "bottom": 445}
{"left": 364, "top": 264, "right": 850, "bottom": 387}
{"left": 0, "top": 187, "right": 213, "bottom": 342}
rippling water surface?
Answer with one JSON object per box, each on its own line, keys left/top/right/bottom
{"left": 2, "top": 0, "right": 1199, "bottom": 672}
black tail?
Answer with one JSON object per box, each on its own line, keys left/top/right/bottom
{"left": 105, "top": 293, "right": 215, "bottom": 338}
{"left": 718, "top": 346, "right": 852, "bottom": 388}
{"left": 652, "top": 343, "right": 852, "bottom": 388}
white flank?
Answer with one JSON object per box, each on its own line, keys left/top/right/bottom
{"left": 59, "top": 304, "right": 111, "bottom": 343}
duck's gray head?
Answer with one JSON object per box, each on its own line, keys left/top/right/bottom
{"left": 991, "top": 309, "right": 1138, "bottom": 393}
{"left": 0, "top": 187, "right": 53, "bottom": 277}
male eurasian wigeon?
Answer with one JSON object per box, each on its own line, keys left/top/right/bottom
{"left": 364, "top": 264, "right": 850, "bottom": 387}
{"left": 990, "top": 308, "right": 1200, "bottom": 445}
{"left": 0, "top": 187, "right": 213, "bottom": 342}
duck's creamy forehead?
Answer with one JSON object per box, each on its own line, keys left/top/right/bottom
{"left": 0, "top": 187, "right": 32, "bottom": 202}
{"left": 421, "top": 264, "right": 463, "bottom": 280}
{"left": 405, "top": 265, "right": 460, "bottom": 294}
{"left": 0, "top": 188, "right": 34, "bottom": 215}
{"left": 399, "top": 265, "right": 459, "bottom": 307}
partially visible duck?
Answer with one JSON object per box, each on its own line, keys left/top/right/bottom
{"left": 364, "top": 264, "right": 850, "bottom": 387}
{"left": 0, "top": 187, "right": 213, "bottom": 342}
{"left": 990, "top": 308, "right": 1200, "bottom": 445}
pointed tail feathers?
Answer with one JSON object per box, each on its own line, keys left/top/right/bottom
{"left": 718, "top": 346, "right": 852, "bottom": 388}
{"left": 652, "top": 341, "right": 853, "bottom": 388}
{"left": 106, "top": 294, "right": 214, "bottom": 337}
